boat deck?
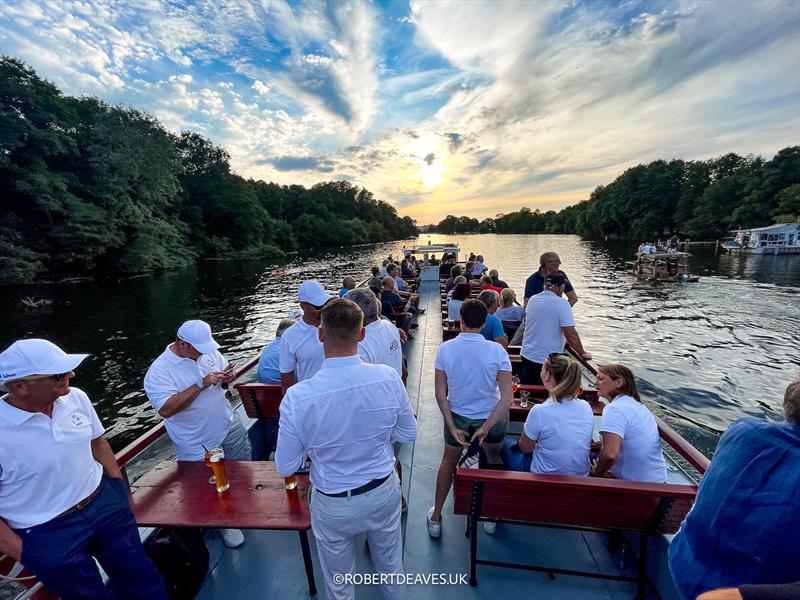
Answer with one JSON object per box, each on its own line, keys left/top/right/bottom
{"left": 195, "top": 267, "right": 681, "bottom": 600}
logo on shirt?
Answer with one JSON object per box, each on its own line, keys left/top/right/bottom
{"left": 390, "top": 340, "right": 400, "bottom": 352}
{"left": 71, "top": 412, "right": 87, "bottom": 427}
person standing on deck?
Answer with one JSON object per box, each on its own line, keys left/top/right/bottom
{"left": 276, "top": 299, "right": 417, "bottom": 600}
{"left": 0, "top": 339, "right": 168, "bottom": 599}
{"left": 523, "top": 252, "right": 578, "bottom": 308}
{"left": 144, "top": 320, "right": 250, "bottom": 549}
{"left": 427, "top": 299, "right": 513, "bottom": 538}
{"left": 279, "top": 280, "right": 335, "bottom": 394}
{"left": 668, "top": 378, "right": 800, "bottom": 600}
{"left": 520, "top": 272, "right": 591, "bottom": 385}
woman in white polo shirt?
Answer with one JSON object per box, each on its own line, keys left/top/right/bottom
{"left": 591, "top": 364, "right": 667, "bottom": 483}
{"left": 428, "top": 299, "right": 513, "bottom": 538}
{"left": 503, "top": 354, "right": 594, "bottom": 475}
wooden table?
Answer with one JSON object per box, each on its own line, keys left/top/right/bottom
{"left": 131, "top": 461, "right": 316, "bottom": 596}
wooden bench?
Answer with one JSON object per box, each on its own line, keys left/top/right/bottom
{"left": 453, "top": 469, "right": 696, "bottom": 599}
{"left": 234, "top": 383, "right": 283, "bottom": 419}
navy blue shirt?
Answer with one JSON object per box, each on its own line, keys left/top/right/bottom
{"left": 668, "top": 418, "right": 800, "bottom": 599}
{"left": 524, "top": 270, "right": 574, "bottom": 299}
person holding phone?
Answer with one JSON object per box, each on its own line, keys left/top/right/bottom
{"left": 144, "top": 319, "right": 251, "bottom": 549}
{"left": 427, "top": 299, "right": 513, "bottom": 538}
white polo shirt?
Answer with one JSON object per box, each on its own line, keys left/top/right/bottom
{"left": 279, "top": 319, "right": 325, "bottom": 382}
{"left": 358, "top": 319, "right": 403, "bottom": 378}
{"left": 275, "top": 355, "right": 417, "bottom": 494}
{"left": 434, "top": 333, "right": 512, "bottom": 419}
{"left": 599, "top": 395, "right": 667, "bottom": 483}
{"left": 144, "top": 345, "right": 233, "bottom": 461}
{"left": 0, "top": 388, "right": 104, "bottom": 529}
{"left": 521, "top": 290, "right": 575, "bottom": 363}
{"left": 524, "top": 397, "right": 594, "bottom": 476}
{"left": 196, "top": 349, "right": 229, "bottom": 378}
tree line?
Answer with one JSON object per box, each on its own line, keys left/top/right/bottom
{"left": 429, "top": 148, "right": 800, "bottom": 239}
{"left": 0, "top": 58, "right": 416, "bottom": 285}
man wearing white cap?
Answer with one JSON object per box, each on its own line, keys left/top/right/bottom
{"left": 144, "top": 319, "right": 250, "bottom": 548}
{"left": 0, "top": 339, "right": 167, "bottom": 599}
{"left": 279, "top": 279, "right": 335, "bottom": 393}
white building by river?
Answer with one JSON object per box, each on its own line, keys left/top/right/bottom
{"left": 731, "top": 223, "right": 800, "bottom": 254}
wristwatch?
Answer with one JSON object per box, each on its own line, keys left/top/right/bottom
{"left": 197, "top": 377, "right": 207, "bottom": 391}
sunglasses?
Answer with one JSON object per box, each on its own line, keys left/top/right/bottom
{"left": 19, "top": 372, "right": 69, "bottom": 382}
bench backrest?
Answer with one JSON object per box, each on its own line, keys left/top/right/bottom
{"left": 453, "top": 468, "right": 696, "bottom": 534}
{"left": 234, "top": 383, "right": 283, "bottom": 419}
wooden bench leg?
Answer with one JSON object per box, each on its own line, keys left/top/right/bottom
{"left": 636, "top": 533, "right": 647, "bottom": 600}
{"left": 298, "top": 529, "right": 317, "bottom": 596}
{"left": 468, "top": 481, "right": 484, "bottom": 587}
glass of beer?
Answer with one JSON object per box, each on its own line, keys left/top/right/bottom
{"left": 512, "top": 375, "right": 519, "bottom": 395}
{"left": 284, "top": 474, "right": 298, "bottom": 490}
{"left": 209, "top": 451, "right": 230, "bottom": 493}
{"left": 204, "top": 447, "right": 223, "bottom": 484}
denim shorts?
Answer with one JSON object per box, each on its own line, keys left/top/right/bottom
{"left": 443, "top": 412, "right": 508, "bottom": 447}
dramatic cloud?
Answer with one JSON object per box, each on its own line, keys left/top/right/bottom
{"left": 2, "top": 0, "right": 798, "bottom": 222}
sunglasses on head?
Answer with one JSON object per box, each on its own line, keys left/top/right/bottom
{"left": 20, "top": 372, "right": 69, "bottom": 382}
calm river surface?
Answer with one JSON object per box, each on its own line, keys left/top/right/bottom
{"left": 2, "top": 234, "right": 799, "bottom": 457}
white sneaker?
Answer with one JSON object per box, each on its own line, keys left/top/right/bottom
{"left": 220, "top": 528, "right": 245, "bottom": 548}
{"left": 426, "top": 507, "right": 441, "bottom": 538}
{"left": 483, "top": 521, "right": 497, "bottom": 535}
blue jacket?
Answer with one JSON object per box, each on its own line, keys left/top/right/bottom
{"left": 668, "top": 418, "right": 800, "bottom": 599}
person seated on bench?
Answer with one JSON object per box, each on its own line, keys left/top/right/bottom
{"left": 668, "top": 378, "right": 800, "bottom": 600}
{"left": 376, "top": 283, "right": 414, "bottom": 336}
{"left": 502, "top": 354, "right": 593, "bottom": 474}
{"left": 447, "top": 283, "right": 472, "bottom": 321}
{"left": 253, "top": 318, "right": 296, "bottom": 459}
{"left": 338, "top": 276, "right": 356, "bottom": 298}
{"left": 479, "top": 274, "right": 504, "bottom": 294}
{"left": 445, "top": 265, "right": 463, "bottom": 294}
{"left": 427, "top": 299, "right": 513, "bottom": 539}
{"left": 590, "top": 364, "right": 667, "bottom": 483}
{"left": 446, "top": 276, "right": 467, "bottom": 303}
{"left": 476, "top": 290, "right": 508, "bottom": 349}
{"left": 464, "top": 261, "right": 475, "bottom": 281}
{"left": 495, "top": 288, "right": 525, "bottom": 323}
{"left": 489, "top": 269, "right": 508, "bottom": 289}
{"left": 367, "top": 266, "right": 383, "bottom": 289}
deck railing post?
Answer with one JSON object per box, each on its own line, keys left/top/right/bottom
{"left": 469, "top": 480, "right": 484, "bottom": 587}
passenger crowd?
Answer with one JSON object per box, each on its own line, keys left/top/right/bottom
{"left": 0, "top": 248, "right": 796, "bottom": 600}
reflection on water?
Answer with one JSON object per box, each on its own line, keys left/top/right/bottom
{"left": 2, "top": 235, "right": 798, "bottom": 457}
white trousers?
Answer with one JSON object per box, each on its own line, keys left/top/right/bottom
{"left": 311, "top": 474, "right": 406, "bottom": 600}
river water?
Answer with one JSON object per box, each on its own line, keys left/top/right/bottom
{"left": 2, "top": 234, "right": 799, "bottom": 457}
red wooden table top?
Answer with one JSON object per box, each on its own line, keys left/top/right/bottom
{"left": 130, "top": 461, "right": 311, "bottom": 531}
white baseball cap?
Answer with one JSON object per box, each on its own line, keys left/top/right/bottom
{"left": 0, "top": 339, "right": 89, "bottom": 383}
{"left": 297, "top": 280, "right": 334, "bottom": 308}
{"left": 176, "top": 320, "right": 220, "bottom": 354}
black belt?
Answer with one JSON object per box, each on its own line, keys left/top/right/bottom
{"left": 319, "top": 473, "right": 392, "bottom": 498}
{"left": 56, "top": 484, "right": 102, "bottom": 518}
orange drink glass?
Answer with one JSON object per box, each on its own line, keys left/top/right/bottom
{"left": 209, "top": 451, "right": 230, "bottom": 493}
{"left": 284, "top": 474, "right": 298, "bottom": 490}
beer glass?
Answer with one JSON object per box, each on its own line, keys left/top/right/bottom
{"left": 209, "top": 451, "right": 230, "bottom": 493}
{"left": 512, "top": 375, "right": 519, "bottom": 395}
{"left": 284, "top": 474, "right": 298, "bottom": 490}
{"left": 204, "top": 447, "right": 223, "bottom": 484}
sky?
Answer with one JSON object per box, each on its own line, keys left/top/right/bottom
{"left": 2, "top": 0, "right": 799, "bottom": 224}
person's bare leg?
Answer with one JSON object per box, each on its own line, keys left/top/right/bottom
{"left": 431, "top": 444, "right": 463, "bottom": 522}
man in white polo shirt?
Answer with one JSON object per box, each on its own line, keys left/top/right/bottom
{"left": 276, "top": 299, "right": 417, "bottom": 600}
{"left": 0, "top": 339, "right": 167, "bottom": 600}
{"left": 144, "top": 319, "right": 250, "bottom": 548}
{"left": 279, "top": 279, "right": 334, "bottom": 393}
{"left": 520, "top": 271, "right": 591, "bottom": 385}
{"left": 427, "top": 299, "right": 513, "bottom": 538}
{"left": 344, "top": 287, "right": 404, "bottom": 379}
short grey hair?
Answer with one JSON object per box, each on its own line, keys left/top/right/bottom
{"left": 477, "top": 290, "right": 499, "bottom": 308}
{"left": 785, "top": 379, "right": 800, "bottom": 424}
{"left": 276, "top": 318, "right": 295, "bottom": 337}
{"left": 345, "top": 287, "right": 379, "bottom": 321}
